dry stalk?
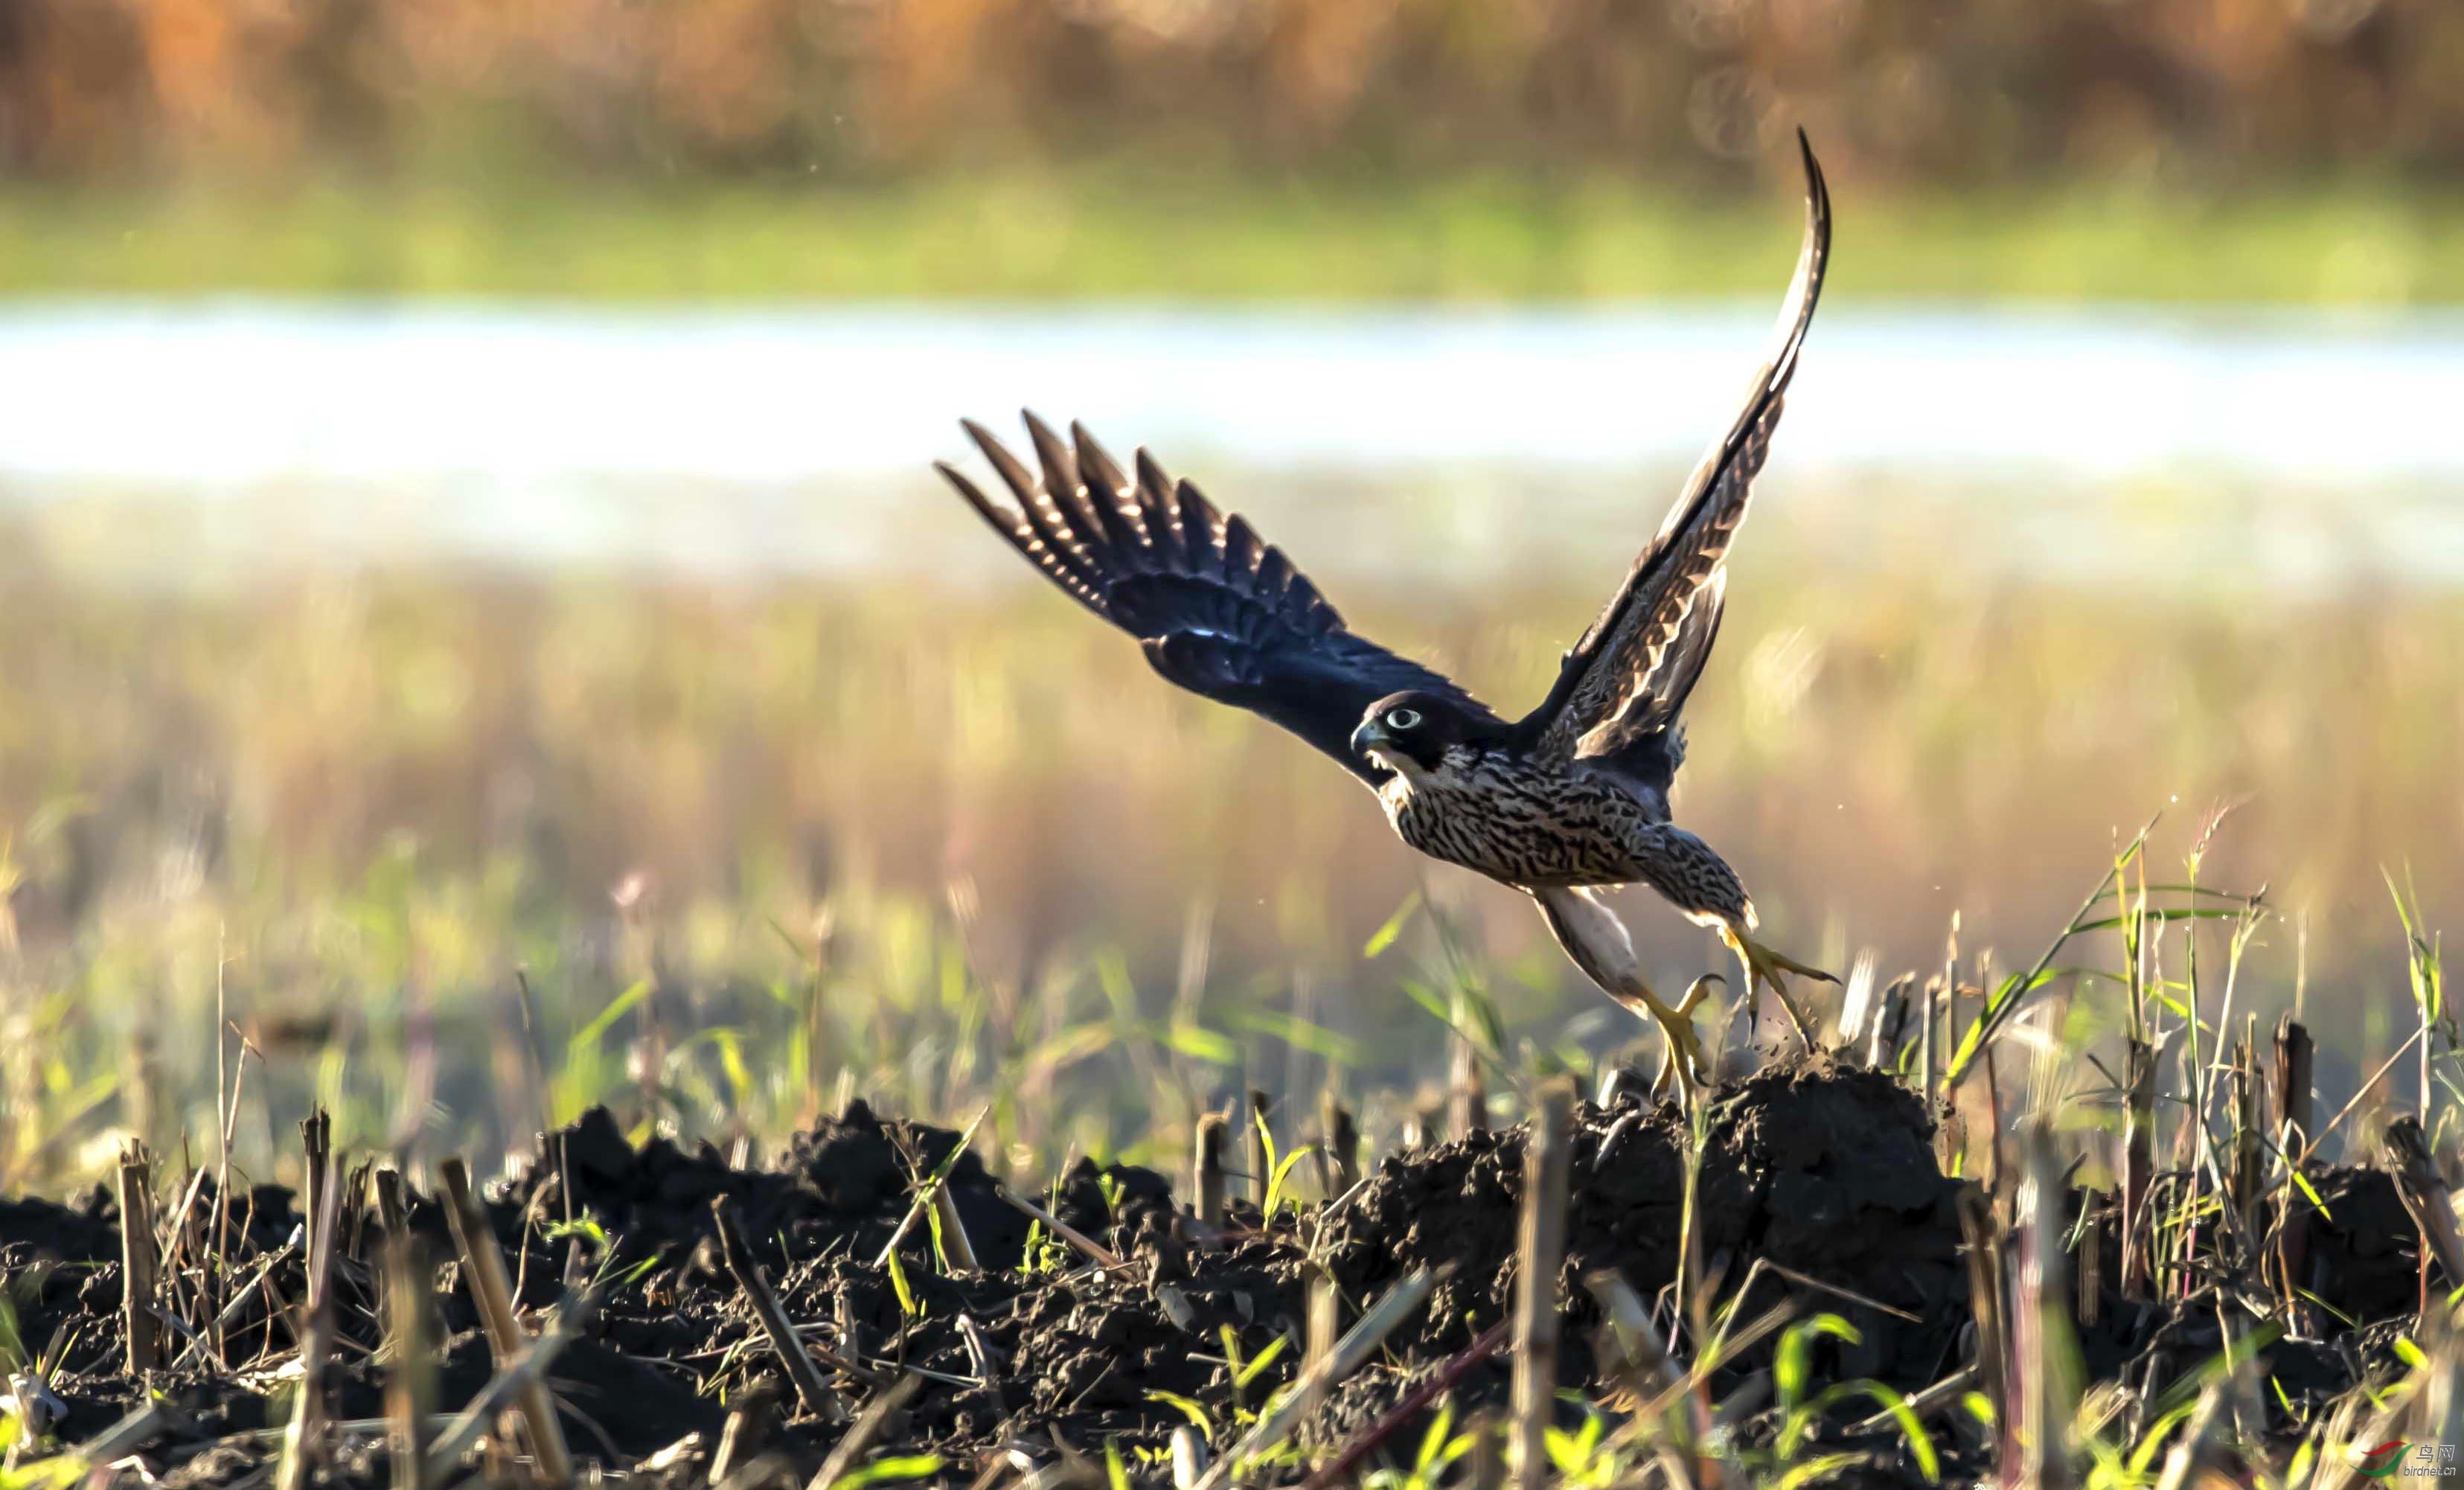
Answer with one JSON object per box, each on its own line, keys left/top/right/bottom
{"left": 2230, "top": 1043, "right": 2263, "bottom": 1238}
{"left": 712, "top": 1199, "right": 848, "bottom": 1423}
{"left": 955, "top": 1313, "right": 1004, "bottom": 1415}
{"left": 74, "top": 1402, "right": 176, "bottom": 1465}
{"left": 1584, "top": 1271, "right": 1683, "bottom": 1398}
{"left": 2076, "top": 1198, "right": 2102, "bottom": 1330}
{"left": 790, "top": 1326, "right": 890, "bottom": 1389}
{"left": 1980, "top": 1017, "right": 2006, "bottom": 1195}
{"left": 1170, "top": 1427, "right": 1208, "bottom": 1490}
{"left": 871, "top": 1104, "right": 991, "bottom": 1270}
{"left": 932, "top": 1183, "right": 980, "bottom": 1273}
{"left": 2008, "top": 1121, "right": 2077, "bottom": 1490}
{"left": 119, "top": 1142, "right": 161, "bottom": 1375}
{"left": 1866, "top": 974, "right": 1912, "bottom": 1071}
{"left": 2412, "top": 1304, "right": 2464, "bottom": 1456}
{"left": 2283, "top": 1029, "right": 2422, "bottom": 1177}
{"left": 1320, "top": 1093, "right": 1361, "bottom": 1198}
{"left": 2119, "top": 1038, "right": 2157, "bottom": 1299}
{"left": 1193, "top": 1113, "right": 1229, "bottom": 1235}
{"left": 1957, "top": 1186, "right": 2008, "bottom": 1419}
{"left": 385, "top": 1233, "right": 435, "bottom": 1490}
{"left": 2273, "top": 1016, "right": 2317, "bottom": 1331}
{"left": 1450, "top": 1035, "right": 1485, "bottom": 1138}
{"left": 2276, "top": 1016, "right": 2316, "bottom": 1147}
{"left": 1297, "top": 1320, "right": 1510, "bottom": 1490}
{"left": 2381, "top": 1116, "right": 2464, "bottom": 1294}
{"left": 2151, "top": 1378, "right": 2230, "bottom": 1490}
{"left": 1917, "top": 974, "right": 1940, "bottom": 1109}
{"left": 159, "top": 1166, "right": 214, "bottom": 1278}
{"left": 708, "top": 1387, "right": 778, "bottom": 1486}
{"left": 1191, "top": 1265, "right": 1443, "bottom": 1490}
{"left": 804, "top": 1373, "right": 923, "bottom": 1490}
{"left": 7, "top": 1366, "right": 67, "bottom": 1444}
{"left": 438, "top": 1155, "right": 575, "bottom": 1487}
{"left": 991, "top": 1184, "right": 1124, "bottom": 1269}
{"left": 375, "top": 1168, "right": 409, "bottom": 1239}
{"left": 1511, "top": 1079, "right": 1576, "bottom": 1490}
{"left": 1463, "top": 1410, "right": 1505, "bottom": 1490}
{"left": 2309, "top": 1380, "right": 2382, "bottom": 1490}
{"left": 301, "top": 1110, "right": 331, "bottom": 1262}
{"left": 342, "top": 1158, "right": 377, "bottom": 1263}
{"left": 422, "top": 1295, "right": 585, "bottom": 1485}
{"left": 276, "top": 1143, "right": 345, "bottom": 1490}
{"left": 1299, "top": 1276, "right": 1337, "bottom": 1422}
{"left": 1849, "top": 1365, "right": 1981, "bottom": 1434}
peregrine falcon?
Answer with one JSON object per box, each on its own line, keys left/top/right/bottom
{"left": 935, "top": 135, "right": 1834, "bottom": 1096}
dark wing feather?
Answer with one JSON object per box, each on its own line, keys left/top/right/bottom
{"left": 940, "top": 413, "right": 1500, "bottom": 784}
{"left": 1517, "top": 132, "right": 1830, "bottom": 770}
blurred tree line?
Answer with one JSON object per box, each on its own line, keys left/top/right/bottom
{"left": 0, "top": 0, "right": 2453, "bottom": 187}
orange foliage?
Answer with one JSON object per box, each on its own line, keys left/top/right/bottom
{"left": 0, "top": 0, "right": 2453, "bottom": 181}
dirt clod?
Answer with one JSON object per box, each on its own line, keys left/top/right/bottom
{"left": 0, "top": 1061, "right": 2424, "bottom": 1486}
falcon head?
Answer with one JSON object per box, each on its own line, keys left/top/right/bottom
{"left": 1351, "top": 691, "right": 1506, "bottom": 774}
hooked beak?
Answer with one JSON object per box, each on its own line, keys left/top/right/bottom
{"left": 1349, "top": 718, "right": 1386, "bottom": 760}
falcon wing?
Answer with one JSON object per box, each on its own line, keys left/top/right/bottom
{"left": 1517, "top": 132, "right": 1830, "bottom": 775}
{"left": 938, "top": 413, "right": 1503, "bottom": 784}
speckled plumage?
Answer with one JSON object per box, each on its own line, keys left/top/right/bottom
{"left": 936, "top": 135, "right": 1834, "bottom": 1054}
{"left": 1374, "top": 744, "right": 1753, "bottom": 927}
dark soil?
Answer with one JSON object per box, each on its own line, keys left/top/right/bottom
{"left": 1324, "top": 1060, "right": 1968, "bottom": 1385}
{"left": 0, "top": 1058, "right": 2428, "bottom": 1488}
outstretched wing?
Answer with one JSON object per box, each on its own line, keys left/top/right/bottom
{"left": 1517, "top": 132, "right": 1830, "bottom": 775}
{"left": 938, "top": 413, "right": 1502, "bottom": 784}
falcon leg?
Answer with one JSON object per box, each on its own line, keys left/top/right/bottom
{"left": 1650, "top": 975, "right": 1724, "bottom": 1101}
{"left": 1532, "top": 886, "right": 1710, "bottom": 1101}
{"left": 1720, "top": 925, "right": 1837, "bottom": 1049}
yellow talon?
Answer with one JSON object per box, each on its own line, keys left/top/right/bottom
{"left": 1723, "top": 928, "right": 1837, "bottom": 1050}
{"left": 1640, "top": 974, "right": 1722, "bottom": 1104}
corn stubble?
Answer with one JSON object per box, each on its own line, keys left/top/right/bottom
{"left": 3, "top": 807, "right": 2464, "bottom": 1489}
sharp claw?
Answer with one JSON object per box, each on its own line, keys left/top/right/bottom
{"left": 1639, "top": 979, "right": 1718, "bottom": 1106}
{"left": 1727, "top": 932, "right": 1827, "bottom": 1050}
{"left": 1761, "top": 945, "right": 1840, "bottom": 983}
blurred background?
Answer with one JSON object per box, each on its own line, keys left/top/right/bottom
{"left": 3, "top": 0, "right": 2462, "bottom": 1189}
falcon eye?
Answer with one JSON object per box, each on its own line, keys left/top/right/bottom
{"left": 1386, "top": 708, "right": 1422, "bottom": 730}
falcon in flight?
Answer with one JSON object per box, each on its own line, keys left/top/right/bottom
{"left": 935, "top": 136, "right": 1834, "bottom": 1097}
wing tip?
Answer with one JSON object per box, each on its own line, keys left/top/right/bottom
{"left": 959, "top": 415, "right": 1008, "bottom": 461}
{"left": 1133, "top": 446, "right": 1174, "bottom": 504}
{"left": 1020, "top": 408, "right": 1081, "bottom": 490}
{"left": 1764, "top": 124, "right": 1831, "bottom": 394}
{"left": 934, "top": 458, "right": 1010, "bottom": 522}
{"left": 1071, "top": 419, "right": 1130, "bottom": 498}
{"left": 1794, "top": 127, "right": 1831, "bottom": 268}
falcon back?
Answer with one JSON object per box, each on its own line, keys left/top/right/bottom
{"left": 935, "top": 134, "right": 1838, "bottom": 1101}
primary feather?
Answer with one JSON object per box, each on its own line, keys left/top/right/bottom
{"left": 938, "top": 135, "right": 1829, "bottom": 809}
{"left": 1516, "top": 131, "right": 1831, "bottom": 781}
{"left": 932, "top": 138, "right": 1840, "bottom": 1082}
{"left": 937, "top": 414, "right": 1500, "bottom": 784}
